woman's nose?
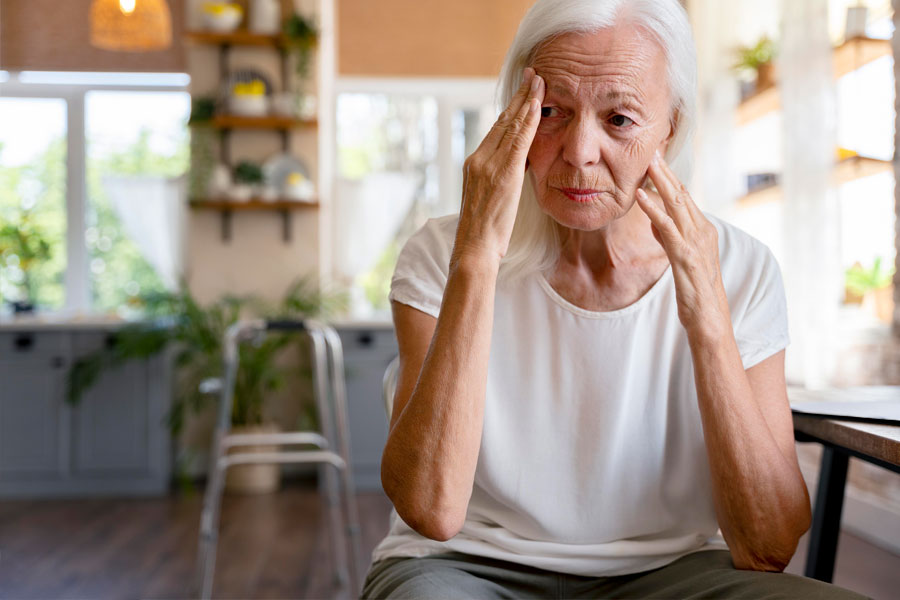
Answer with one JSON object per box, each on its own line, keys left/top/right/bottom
{"left": 561, "top": 116, "right": 602, "bottom": 168}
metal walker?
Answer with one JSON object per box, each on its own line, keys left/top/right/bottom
{"left": 194, "top": 319, "right": 363, "bottom": 599}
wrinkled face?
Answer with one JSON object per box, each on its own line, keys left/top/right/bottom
{"left": 527, "top": 25, "right": 674, "bottom": 230}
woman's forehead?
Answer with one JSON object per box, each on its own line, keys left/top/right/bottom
{"left": 530, "top": 27, "right": 667, "bottom": 99}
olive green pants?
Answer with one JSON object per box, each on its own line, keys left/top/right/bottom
{"left": 361, "top": 550, "right": 869, "bottom": 599}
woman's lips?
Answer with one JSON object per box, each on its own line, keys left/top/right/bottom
{"left": 558, "top": 187, "right": 600, "bottom": 203}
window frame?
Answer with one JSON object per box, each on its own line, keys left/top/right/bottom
{"left": 0, "top": 71, "right": 189, "bottom": 313}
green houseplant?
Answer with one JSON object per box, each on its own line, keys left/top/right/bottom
{"left": 67, "top": 278, "right": 347, "bottom": 492}
{"left": 845, "top": 257, "right": 895, "bottom": 323}
{"left": 733, "top": 35, "right": 778, "bottom": 93}
{"left": 283, "top": 12, "right": 319, "bottom": 91}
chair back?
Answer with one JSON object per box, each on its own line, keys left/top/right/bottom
{"left": 382, "top": 356, "right": 400, "bottom": 419}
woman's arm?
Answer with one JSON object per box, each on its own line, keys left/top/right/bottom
{"left": 689, "top": 338, "right": 810, "bottom": 571}
{"left": 381, "top": 68, "right": 546, "bottom": 541}
{"left": 637, "top": 153, "right": 810, "bottom": 571}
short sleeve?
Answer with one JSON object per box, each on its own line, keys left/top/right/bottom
{"left": 733, "top": 247, "right": 791, "bottom": 370}
{"left": 388, "top": 216, "right": 457, "bottom": 319}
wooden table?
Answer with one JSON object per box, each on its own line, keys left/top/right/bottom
{"left": 790, "top": 387, "right": 900, "bottom": 583}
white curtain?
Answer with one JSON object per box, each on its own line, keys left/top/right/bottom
{"left": 779, "top": 0, "right": 841, "bottom": 387}
{"left": 102, "top": 175, "right": 186, "bottom": 291}
{"left": 333, "top": 172, "right": 420, "bottom": 312}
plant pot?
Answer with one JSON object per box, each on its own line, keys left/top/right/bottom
{"left": 225, "top": 423, "right": 281, "bottom": 494}
{"left": 872, "top": 286, "right": 894, "bottom": 324}
{"left": 844, "top": 287, "right": 865, "bottom": 305}
{"left": 755, "top": 61, "right": 776, "bottom": 92}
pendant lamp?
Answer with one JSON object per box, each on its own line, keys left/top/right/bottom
{"left": 90, "top": 0, "right": 173, "bottom": 52}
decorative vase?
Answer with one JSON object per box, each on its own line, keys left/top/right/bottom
{"left": 250, "top": 0, "right": 280, "bottom": 34}
{"left": 224, "top": 423, "right": 281, "bottom": 494}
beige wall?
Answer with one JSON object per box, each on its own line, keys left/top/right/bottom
{"left": 337, "top": 0, "right": 534, "bottom": 77}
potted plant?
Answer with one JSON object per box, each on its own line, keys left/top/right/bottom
{"left": 67, "top": 278, "right": 347, "bottom": 494}
{"left": 231, "top": 160, "right": 264, "bottom": 201}
{"left": 283, "top": 12, "right": 319, "bottom": 93}
{"left": 0, "top": 212, "right": 52, "bottom": 314}
{"left": 845, "top": 257, "right": 895, "bottom": 323}
{"left": 188, "top": 96, "right": 218, "bottom": 200}
{"left": 733, "top": 35, "right": 778, "bottom": 94}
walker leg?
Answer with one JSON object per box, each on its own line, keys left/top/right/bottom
{"left": 196, "top": 442, "right": 227, "bottom": 599}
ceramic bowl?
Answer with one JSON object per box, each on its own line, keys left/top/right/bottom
{"left": 204, "top": 5, "right": 242, "bottom": 33}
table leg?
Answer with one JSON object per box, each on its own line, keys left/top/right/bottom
{"left": 804, "top": 446, "right": 849, "bottom": 583}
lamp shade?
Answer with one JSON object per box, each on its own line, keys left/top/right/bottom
{"left": 90, "top": 0, "right": 173, "bottom": 52}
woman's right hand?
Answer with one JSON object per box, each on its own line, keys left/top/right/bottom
{"left": 453, "top": 67, "right": 545, "bottom": 267}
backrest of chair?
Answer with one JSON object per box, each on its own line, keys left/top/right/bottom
{"left": 382, "top": 356, "right": 400, "bottom": 419}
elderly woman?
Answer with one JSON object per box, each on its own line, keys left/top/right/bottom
{"left": 361, "top": 1, "right": 865, "bottom": 598}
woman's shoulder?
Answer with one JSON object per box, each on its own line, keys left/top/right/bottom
{"left": 399, "top": 213, "right": 460, "bottom": 268}
{"left": 704, "top": 212, "right": 777, "bottom": 266}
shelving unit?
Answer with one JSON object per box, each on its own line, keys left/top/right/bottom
{"left": 739, "top": 155, "right": 892, "bottom": 206}
{"left": 736, "top": 36, "right": 894, "bottom": 208}
{"left": 737, "top": 37, "right": 892, "bottom": 125}
{"left": 189, "top": 199, "right": 319, "bottom": 242}
{"left": 186, "top": 23, "right": 318, "bottom": 244}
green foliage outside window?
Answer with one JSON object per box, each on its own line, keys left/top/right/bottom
{"left": 0, "top": 126, "right": 189, "bottom": 313}
{"left": 0, "top": 139, "right": 67, "bottom": 309}
{"left": 86, "top": 127, "right": 188, "bottom": 313}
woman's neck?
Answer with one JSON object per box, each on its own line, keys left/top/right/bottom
{"left": 548, "top": 199, "right": 670, "bottom": 311}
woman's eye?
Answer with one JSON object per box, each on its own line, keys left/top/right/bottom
{"left": 540, "top": 106, "right": 561, "bottom": 118}
{"left": 610, "top": 114, "right": 635, "bottom": 128}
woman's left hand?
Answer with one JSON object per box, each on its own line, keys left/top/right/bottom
{"left": 635, "top": 150, "right": 730, "bottom": 336}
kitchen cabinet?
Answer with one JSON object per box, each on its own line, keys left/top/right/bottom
{"left": 0, "top": 326, "right": 171, "bottom": 498}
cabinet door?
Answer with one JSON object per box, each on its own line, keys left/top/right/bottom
{"left": 0, "top": 333, "right": 68, "bottom": 478}
{"left": 337, "top": 326, "right": 397, "bottom": 491}
{"left": 72, "top": 359, "right": 151, "bottom": 474}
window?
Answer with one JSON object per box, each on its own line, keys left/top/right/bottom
{"left": 333, "top": 78, "right": 496, "bottom": 318}
{"left": 0, "top": 72, "right": 189, "bottom": 316}
{"left": 0, "top": 97, "right": 68, "bottom": 310}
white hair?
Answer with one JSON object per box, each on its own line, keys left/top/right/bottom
{"left": 495, "top": 0, "right": 698, "bottom": 284}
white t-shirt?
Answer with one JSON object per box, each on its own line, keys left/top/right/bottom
{"left": 372, "top": 212, "right": 790, "bottom": 577}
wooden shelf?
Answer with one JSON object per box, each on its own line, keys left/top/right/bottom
{"left": 185, "top": 30, "right": 286, "bottom": 47}
{"left": 189, "top": 199, "right": 319, "bottom": 242}
{"left": 738, "top": 156, "right": 893, "bottom": 206}
{"left": 189, "top": 199, "right": 319, "bottom": 210}
{"left": 736, "top": 37, "right": 892, "bottom": 125}
{"left": 736, "top": 85, "right": 779, "bottom": 125}
{"left": 834, "top": 36, "right": 892, "bottom": 79}
{"left": 211, "top": 115, "right": 317, "bottom": 130}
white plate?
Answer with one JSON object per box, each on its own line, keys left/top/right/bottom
{"left": 262, "top": 153, "right": 310, "bottom": 197}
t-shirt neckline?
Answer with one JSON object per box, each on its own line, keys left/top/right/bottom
{"left": 537, "top": 264, "right": 673, "bottom": 319}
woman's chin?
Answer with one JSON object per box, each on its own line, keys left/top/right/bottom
{"left": 538, "top": 197, "right": 624, "bottom": 231}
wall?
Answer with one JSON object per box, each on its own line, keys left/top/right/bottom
{"left": 337, "top": 0, "right": 534, "bottom": 77}
{"left": 0, "top": 0, "right": 186, "bottom": 72}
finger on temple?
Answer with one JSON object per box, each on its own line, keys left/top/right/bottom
{"left": 478, "top": 67, "right": 536, "bottom": 153}
{"left": 500, "top": 76, "right": 544, "bottom": 158}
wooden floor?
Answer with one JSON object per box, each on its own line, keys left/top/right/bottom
{"left": 0, "top": 478, "right": 897, "bottom": 599}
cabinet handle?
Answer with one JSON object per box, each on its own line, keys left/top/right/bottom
{"left": 13, "top": 334, "right": 34, "bottom": 352}
{"left": 50, "top": 356, "right": 65, "bottom": 369}
{"left": 357, "top": 332, "right": 374, "bottom": 347}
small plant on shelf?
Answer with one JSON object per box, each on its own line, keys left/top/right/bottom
{"left": 283, "top": 12, "right": 319, "bottom": 90}
{"left": 233, "top": 160, "right": 264, "bottom": 184}
{"left": 733, "top": 35, "right": 778, "bottom": 95}
{"left": 188, "top": 97, "right": 218, "bottom": 199}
